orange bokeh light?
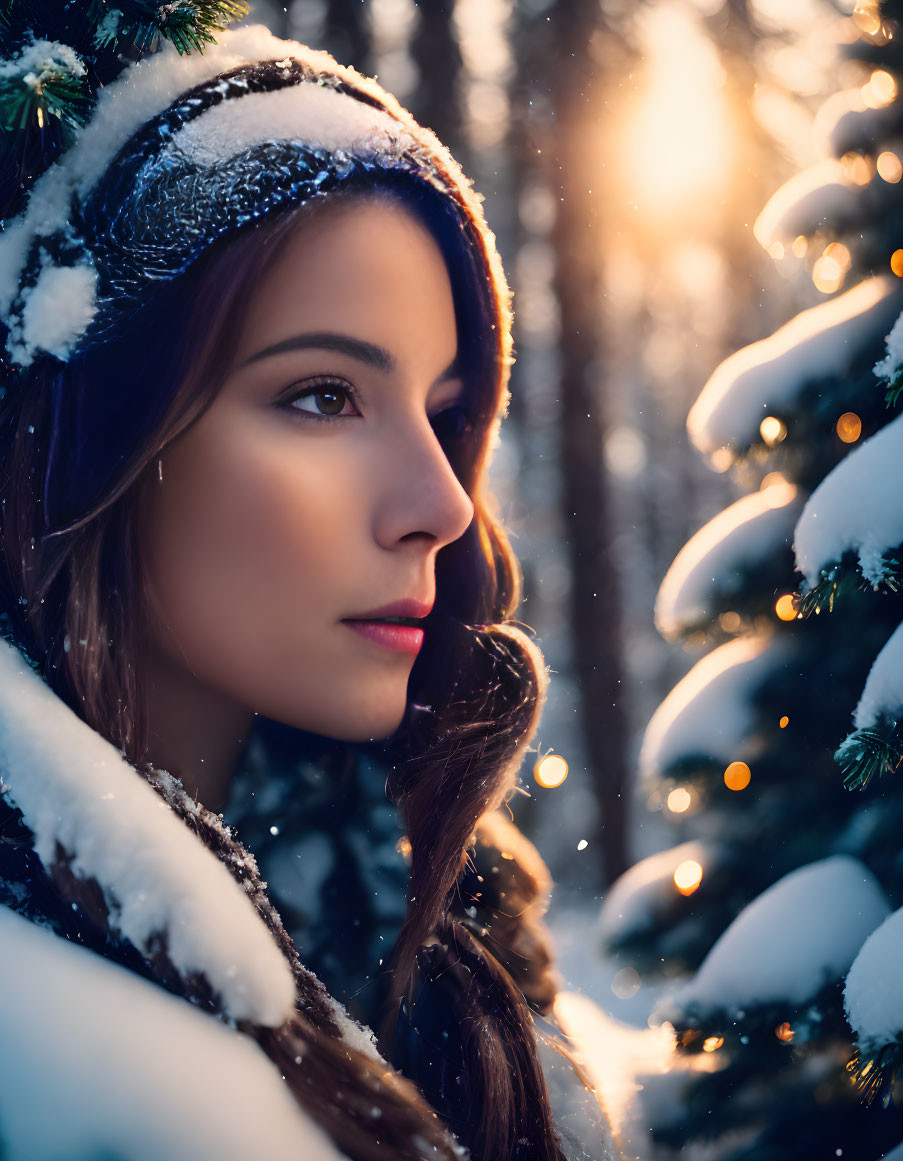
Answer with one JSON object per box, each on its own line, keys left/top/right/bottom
{"left": 836, "top": 412, "right": 862, "bottom": 443}
{"left": 534, "top": 753, "right": 569, "bottom": 789}
{"left": 674, "top": 859, "right": 704, "bottom": 895}
{"left": 724, "top": 761, "right": 751, "bottom": 791}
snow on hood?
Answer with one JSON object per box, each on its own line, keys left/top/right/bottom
{"left": 170, "top": 79, "right": 416, "bottom": 167}
{"left": 0, "top": 633, "right": 297, "bottom": 1027}
{"left": 0, "top": 24, "right": 430, "bottom": 316}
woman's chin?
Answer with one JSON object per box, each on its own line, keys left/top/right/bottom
{"left": 277, "top": 695, "right": 409, "bottom": 744}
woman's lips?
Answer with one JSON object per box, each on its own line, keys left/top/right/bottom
{"left": 343, "top": 619, "right": 425, "bottom": 654}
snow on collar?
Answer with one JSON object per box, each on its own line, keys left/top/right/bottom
{"left": 0, "top": 633, "right": 297, "bottom": 1028}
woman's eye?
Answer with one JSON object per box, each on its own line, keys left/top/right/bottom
{"left": 285, "top": 382, "right": 359, "bottom": 420}
{"left": 430, "top": 404, "right": 474, "bottom": 444}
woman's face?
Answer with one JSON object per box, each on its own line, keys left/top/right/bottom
{"left": 139, "top": 195, "right": 476, "bottom": 742}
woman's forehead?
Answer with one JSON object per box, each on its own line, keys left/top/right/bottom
{"left": 232, "top": 198, "right": 459, "bottom": 369}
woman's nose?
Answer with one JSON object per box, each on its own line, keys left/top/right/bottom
{"left": 373, "top": 419, "right": 475, "bottom": 552}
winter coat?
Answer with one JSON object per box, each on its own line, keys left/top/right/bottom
{"left": 0, "top": 632, "right": 618, "bottom": 1161}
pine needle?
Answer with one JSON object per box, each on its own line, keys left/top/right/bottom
{"left": 836, "top": 723, "right": 903, "bottom": 792}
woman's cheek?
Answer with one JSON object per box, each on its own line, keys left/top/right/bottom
{"left": 141, "top": 399, "right": 398, "bottom": 721}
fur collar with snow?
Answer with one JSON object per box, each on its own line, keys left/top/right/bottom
{"left": 0, "top": 630, "right": 619, "bottom": 1161}
{"left": 0, "top": 628, "right": 378, "bottom": 1053}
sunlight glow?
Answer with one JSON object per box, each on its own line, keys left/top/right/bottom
{"left": 621, "top": 5, "right": 729, "bottom": 220}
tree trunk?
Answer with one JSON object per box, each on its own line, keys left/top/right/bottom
{"left": 408, "top": 1, "right": 464, "bottom": 155}
{"left": 548, "top": 0, "right": 630, "bottom": 885}
{"left": 324, "top": 0, "right": 371, "bottom": 75}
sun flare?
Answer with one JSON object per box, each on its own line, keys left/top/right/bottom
{"left": 621, "top": 4, "right": 730, "bottom": 221}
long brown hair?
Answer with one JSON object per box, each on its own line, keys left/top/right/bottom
{"left": 0, "top": 179, "right": 567, "bottom": 1161}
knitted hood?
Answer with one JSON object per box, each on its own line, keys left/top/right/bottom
{"left": 0, "top": 24, "right": 512, "bottom": 394}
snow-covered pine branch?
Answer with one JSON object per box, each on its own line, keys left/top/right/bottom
{"left": 845, "top": 904, "right": 903, "bottom": 1105}
{"left": 655, "top": 481, "right": 802, "bottom": 640}
{"left": 819, "top": 94, "right": 903, "bottom": 158}
{"left": 687, "top": 276, "right": 901, "bottom": 462}
{"left": 835, "top": 621, "right": 903, "bottom": 790}
{"left": 753, "top": 159, "right": 861, "bottom": 250}
{"left": 794, "top": 408, "right": 903, "bottom": 608}
{"left": 659, "top": 856, "right": 888, "bottom": 1041}
{"left": 639, "top": 634, "right": 789, "bottom": 789}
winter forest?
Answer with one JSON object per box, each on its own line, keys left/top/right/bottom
{"left": 237, "top": 0, "right": 903, "bottom": 1156}
{"left": 5, "top": 0, "right": 903, "bottom": 1157}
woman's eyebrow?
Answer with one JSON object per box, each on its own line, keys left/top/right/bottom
{"left": 238, "top": 329, "right": 461, "bottom": 383}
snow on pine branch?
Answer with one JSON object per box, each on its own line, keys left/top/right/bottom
{"left": 687, "top": 276, "right": 900, "bottom": 461}
{"left": 845, "top": 904, "right": 903, "bottom": 1106}
{"left": 846, "top": 906, "right": 903, "bottom": 1057}
{"left": 598, "top": 840, "right": 710, "bottom": 946}
{"left": 835, "top": 622, "right": 903, "bottom": 792}
{"left": 655, "top": 480, "right": 802, "bottom": 640}
{"left": 851, "top": 622, "right": 903, "bottom": 735}
{"left": 664, "top": 857, "right": 888, "bottom": 1020}
{"left": 874, "top": 306, "right": 903, "bottom": 401}
{"left": 819, "top": 94, "right": 902, "bottom": 158}
{"left": 794, "top": 408, "right": 903, "bottom": 592}
{"left": 753, "top": 159, "right": 860, "bottom": 249}
{"left": 639, "top": 635, "right": 788, "bottom": 783}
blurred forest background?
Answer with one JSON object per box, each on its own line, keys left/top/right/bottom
{"left": 247, "top": 0, "right": 825, "bottom": 893}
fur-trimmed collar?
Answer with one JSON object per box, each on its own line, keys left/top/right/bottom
{"left": 0, "top": 632, "right": 307, "bottom": 1029}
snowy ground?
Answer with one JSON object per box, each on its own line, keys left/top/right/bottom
{"left": 547, "top": 903, "right": 697, "bottom": 1161}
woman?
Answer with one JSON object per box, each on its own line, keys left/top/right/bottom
{"left": 0, "top": 16, "right": 616, "bottom": 1161}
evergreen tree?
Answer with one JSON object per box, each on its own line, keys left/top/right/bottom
{"left": 602, "top": 1, "right": 903, "bottom": 1156}
{"left": 0, "top": 0, "right": 248, "bottom": 219}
